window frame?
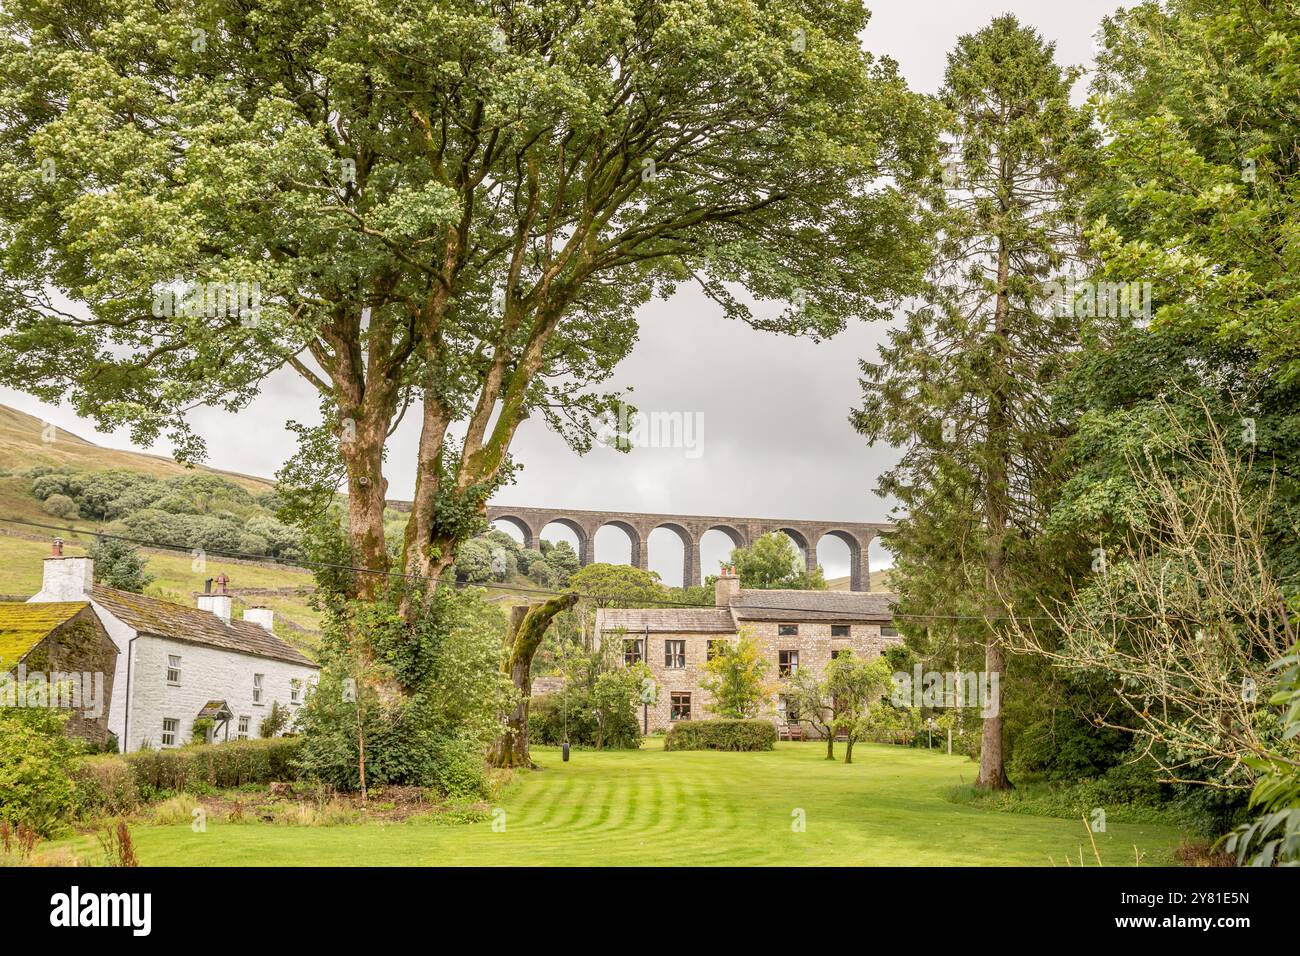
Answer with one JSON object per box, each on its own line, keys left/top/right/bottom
{"left": 290, "top": 678, "right": 302, "bottom": 704}
{"left": 778, "top": 624, "right": 799, "bottom": 637}
{"left": 880, "top": 626, "right": 899, "bottom": 638}
{"left": 706, "top": 639, "right": 724, "bottom": 661}
{"left": 160, "top": 717, "right": 178, "bottom": 747}
{"left": 831, "top": 624, "right": 851, "bottom": 638}
{"left": 623, "top": 637, "right": 644, "bottom": 666}
{"left": 237, "top": 715, "right": 250, "bottom": 740}
{"left": 669, "top": 691, "right": 692, "bottom": 721}
{"left": 779, "top": 649, "right": 799, "bottom": 677}
{"left": 252, "top": 672, "right": 265, "bottom": 705}
{"left": 165, "top": 654, "right": 181, "bottom": 686}
{"left": 664, "top": 639, "right": 686, "bottom": 669}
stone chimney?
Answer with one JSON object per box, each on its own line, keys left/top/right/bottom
{"left": 196, "top": 573, "right": 232, "bottom": 623}
{"left": 243, "top": 606, "right": 274, "bottom": 632}
{"left": 715, "top": 565, "right": 740, "bottom": 607}
{"left": 36, "top": 537, "right": 94, "bottom": 601}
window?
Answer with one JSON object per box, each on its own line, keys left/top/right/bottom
{"left": 880, "top": 627, "right": 899, "bottom": 638}
{"left": 623, "top": 638, "right": 644, "bottom": 666}
{"left": 252, "top": 673, "right": 264, "bottom": 704}
{"left": 166, "top": 654, "right": 181, "bottom": 685}
{"left": 670, "top": 692, "right": 691, "bottom": 721}
{"left": 706, "top": 639, "right": 724, "bottom": 661}
{"left": 161, "top": 718, "right": 178, "bottom": 747}
{"left": 290, "top": 679, "right": 302, "bottom": 704}
{"left": 778, "top": 624, "right": 798, "bottom": 637}
{"left": 665, "top": 640, "right": 686, "bottom": 669}
{"left": 779, "top": 649, "right": 799, "bottom": 677}
{"left": 831, "top": 649, "right": 844, "bottom": 660}
{"left": 237, "top": 715, "right": 250, "bottom": 740}
{"left": 831, "top": 624, "right": 850, "bottom": 638}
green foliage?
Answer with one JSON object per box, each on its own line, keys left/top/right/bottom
{"left": 95, "top": 738, "right": 304, "bottom": 805}
{"left": 567, "top": 563, "right": 665, "bottom": 608}
{"left": 1224, "top": 643, "right": 1300, "bottom": 865}
{"left": 40, "top": 493, "right": 78, "bottom": 518}
{"left": 728, "top": 532, "right": 826, "bottom": 590}
{"left": 529, "top": 671, "right": 645, "bottom": 751}
{"left": 664, "top": 719, "right": 776, "bottom": 752}
{"left": 700, "top": 630, "right": 772, "bottom": 719}
{"left": 190, "top": 718, "right": 214, "bottom": 745}
{"left": 1008, "top": 713, "right": 1131, "bottom": 783}
{"left": 88, "top": 536, "right": 153, "bottom": 593}
{"left": 826, "top": 652, "right": 893, "bottom": 742}
{"left": 0, "top": 702, "right": 80, "bottom": 835}
{"left": 292, "top": 585, "right": 509, "bottom": 795}
{"left": 259, "top": 701, "right": 290, "bottom": 739}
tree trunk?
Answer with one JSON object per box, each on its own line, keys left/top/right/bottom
{"left": 489, "top": 594, "right": 579, "bottom": 769}
{"left": 824, "top": 725, "right": 835, "bottom": 760}
{"left": 844, "top": 736, "right": 855, "bottom": 765}
{"left": 977, "top": 219, "right": 1013, "bottom": 792}
{"left": 976, "top": 640, "right": 1011, "bottom": 789}
{"left": 340, "top": 417, "right": 390, "bottom": 602}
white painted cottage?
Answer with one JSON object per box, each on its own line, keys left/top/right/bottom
{"left": 27, "top": 541, "right": 319, "bottom": 752}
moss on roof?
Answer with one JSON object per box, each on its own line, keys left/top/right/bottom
{"left": 0, "top": 601, "right": 89, "bottom": 668}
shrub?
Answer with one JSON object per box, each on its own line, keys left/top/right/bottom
{"left": 529, "top": 678, "right": 643, "bottom": 751}
{"left": 664, "top": 719, "right": 776, "bottom": 752}
{"left": 70, "top": 738, "right": 306, "bottom": 818}
{"left": 0, "top": 706, "right": 81, "bottom": 835}
{"left": 41, "top": 493, "right": 79, "bottom": 518}
{"left": 259, "top": 701, "right": 290, "bottom": 738}
{"left": 88, "top": 537, "right": 153, "bottom": 593}
{"left": 70, "top": 756, "right": 140, "bottom": 818}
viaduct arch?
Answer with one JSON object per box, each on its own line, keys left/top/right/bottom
{"left": 476, "top": 505, "right": 893, "bottom": 592}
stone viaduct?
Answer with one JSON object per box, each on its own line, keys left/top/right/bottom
{"left": 480, "top": 505, "right": 893, "bottom": 592}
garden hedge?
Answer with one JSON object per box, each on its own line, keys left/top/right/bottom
{"left": 663, "top": 719, "right": 776, "bottom": 752}
{"left": 71, "top": 737, "right": 303, "bottom": 819}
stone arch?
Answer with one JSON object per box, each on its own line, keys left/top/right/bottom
{"left": 537, "top": 516, "right": 591, "bottom": 566}
{"left": 595, "top": 519, "right": 643, "bottom": 568}
{"left": 489, "top": 514, "right": 535, "bottom": 550}
{"left": 816, "top": 529, "right": 869, "bottom": 591}
{"left": 651, "top": 522, "right": 696, "bottom": 588}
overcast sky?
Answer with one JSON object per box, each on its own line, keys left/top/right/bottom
{"left": 1, "top": 0, "right": 1124, "bottom": 584}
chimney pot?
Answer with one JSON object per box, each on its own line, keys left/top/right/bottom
{"left": 215, "top": 573, "right": 229, "bottom": 595}
{"left": 52, "top": 537, "right": 64, "bottom": 557}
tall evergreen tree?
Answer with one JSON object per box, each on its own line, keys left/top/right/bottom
{"left": 852, "top": 16, "right": 1098, "bottom": 789}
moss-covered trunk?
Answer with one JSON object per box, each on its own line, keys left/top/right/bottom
{"left": 489, "top": 594, "right": 579, "bottom": 769}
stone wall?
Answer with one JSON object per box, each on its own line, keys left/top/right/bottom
{"left": 125, "top": 635, "right": 318, "bottom": 752}
{"left": 629, "top": 621, "right": 901, "bottom": 733}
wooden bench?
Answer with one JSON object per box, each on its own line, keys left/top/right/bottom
{"left": 779, "top": 723, "right": 805, "bottom": 741}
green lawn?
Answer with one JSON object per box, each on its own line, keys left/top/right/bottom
{"left": 67, "top": 741, "right": 1189, "bottom": 866}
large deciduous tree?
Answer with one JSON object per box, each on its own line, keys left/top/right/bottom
{"left": 0, "top": 0, "right": 938, "bottom": 607}
{"left": 853, "top": 15, "right": 1098, "bottom": 790}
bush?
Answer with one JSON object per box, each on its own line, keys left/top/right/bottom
{"left": 41, "top": 493, "right": 79, "bottom": 518}
{"left": 70, "top": 756, "right": 140, "bottom": 818}
{"left": 664, "top": 719, "right": 776, "bottom": 752}
{"left": 70, "top": 738, "right": 305, "bottom": 815}
{"left": 529, "top": 673, "right": 643, "bottom": 751}
{"left": 0, "top": 707, "right": 80, "bottom": 835}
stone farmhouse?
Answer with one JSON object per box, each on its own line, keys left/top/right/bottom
{"left": 13, "top": 540, "right": 318, "bottom": 751}
{"left": 595, "top": 567, "right": 901, "bottom": 733}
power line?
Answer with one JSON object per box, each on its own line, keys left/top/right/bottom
{"left": 0, "top": 513, "right": 1059, "bottom": 623}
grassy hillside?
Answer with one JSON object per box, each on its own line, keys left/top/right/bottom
{"left": 827, "top": 569, "right": 894, "bottom": 593}
{"left": 0, "top": 405, "right": 318, "bottom": 652}
{"left": 0, "top": 404, "right": 273, "bottom": 494}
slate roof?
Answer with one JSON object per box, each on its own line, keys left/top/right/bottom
{"left": 90, "top": 585, "right": 317, "bottom": 668}
{"left": 0, "top": 601, "right": 89, "bottom": 665}
{"left": 596, "top": 607, "right": 737, "bottom": 634}
{"left": 729, "top": 589, "right": 897, "bottom": 623}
